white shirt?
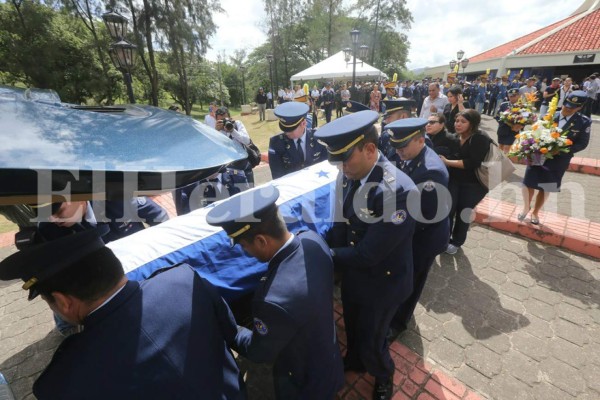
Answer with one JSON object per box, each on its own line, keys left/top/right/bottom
{"left": 220, "top": 120, "right": 250, "bottom": 145}
{"left": 204, "top": 114, "right": 216, "bottom": 129}
{"left": 341, "top": 89, "right": 350, "bottom": 101}
{"left": 311, "top": 89, "right": 320, "bottom": 98}
{"left": 88, "top": 284, "right": 127, "bottom": 316}
{"left": 295, "top": 130, "right": 307, "bottom": 155}
{"left": 271, "top": 233, "right": 295, "bottom": 260}
{"left": 558, "top": 113, "right": 572, "bottom": 129}
{"left": 419, "top": 94, "right": 449, "bottom": 119}
{"left": 359, "top": 159, "right": 379, "bottom": 186}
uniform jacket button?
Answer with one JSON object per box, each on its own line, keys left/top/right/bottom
{"left": 350, "top": 241, "right": 355, "bottom": 246}
{"left": 386, "top": 271, "right": 391, "bottom": 275}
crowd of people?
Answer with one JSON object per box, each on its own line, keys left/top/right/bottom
{"left": 0, "top": 67, "right": 595, "bottom": 400}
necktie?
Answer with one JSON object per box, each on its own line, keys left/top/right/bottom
{"left": 343, "top": 180, "right": 361, "bottom": 218}
{"left": 296, "top": 138, "right": 304, "bottom": 162}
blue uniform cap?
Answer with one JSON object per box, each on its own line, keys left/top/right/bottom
{"left": 382, "top": 99, "right": 415, "bottom": 117}
{"left": 384, "top": 118, "right": 428, "bottom": 149}
{"left": 274, "top": 102, "right": 309, "bottom": 132}
{"left": 206, "top": 185, "right": 280, "bottom": 244}
{"left": 563, "top": 90, "right": 587, "bottom": 108}
{"left": 507, "top": 88, "right": 519, "bottom": 96}
{"left": 344, "top": 100, "right": 369, "bottom": 114}
{"left": 0, "top": 229, "right": 106, "bottom": 300}
{"left": 314, "top": 110, "right": 379, "bottom": 162}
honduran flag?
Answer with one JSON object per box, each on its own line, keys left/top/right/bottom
{"left": 107, "top": 161, "right": 338, "bottom": 301}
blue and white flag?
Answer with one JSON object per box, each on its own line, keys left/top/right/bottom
{"left": 108, "top": 161, "right": 338, "bottom": 301}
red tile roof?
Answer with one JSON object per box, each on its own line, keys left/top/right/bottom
{"left": 469, "top": 13, "right": 581, "bottom": 63}
{"left": 520, "top": 8, "right": 600, "bottom": 54}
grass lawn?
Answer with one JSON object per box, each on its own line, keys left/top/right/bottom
{"left": 189, "top": 104, "right": 342, "bottom": 153}
{"left": 0, "top": 216, "right": 17, "bottom": 234}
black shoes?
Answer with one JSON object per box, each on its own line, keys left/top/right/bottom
{"left": 373, "top": 377, "right": 393, "bottom": 400}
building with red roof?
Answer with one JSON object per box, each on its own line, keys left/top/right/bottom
{"left": 425, "top": 0, "right": 600, "bottom": 84}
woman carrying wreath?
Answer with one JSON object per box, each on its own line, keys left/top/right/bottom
{"left": 519, "top": 91, "right": 591, "bottom": 224}
{"left": 495, "top": 88, "right": 526, "bottom": 154}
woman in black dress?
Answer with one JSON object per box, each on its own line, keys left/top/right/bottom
{"left": 425, "top": 113, "right": 459, "bottom": 158}
{"left": 519, "top": 92, "right": 591, "bottom": 225}
{"left": 442, "top": 86, "right": 469, "bottom": 133}
{"left": 440, "top": 109, "right": 490, "bottom": 254}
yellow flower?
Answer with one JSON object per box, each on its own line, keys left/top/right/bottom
{"left": 540, "top": 148, "right": 548, "bottom": 154}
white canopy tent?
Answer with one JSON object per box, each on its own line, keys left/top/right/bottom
{"left": 290, "top": 51, "right": 387, "bottom": 84}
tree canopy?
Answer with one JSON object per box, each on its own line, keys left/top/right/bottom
{"left": 0, "top": 0, "right": 414, "bottom": 109}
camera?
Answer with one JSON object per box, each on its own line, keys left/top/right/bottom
{"left": 223, "top": 118, "right": 235, "bottom": 131}
{"left": 14, "top": 227, "right": 42, "bottom": 250}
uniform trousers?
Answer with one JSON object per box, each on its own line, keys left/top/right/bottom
{"left": 448, "top": 180, "right": 487, "bottom": 246}
{"left": 391, "top": 252, "right": 437, "bottom": 330}
{"left": 324, "top": 104, "right": 333, "bottom": 123}
{"left": 342, "top": 294, "right": 400, "bottom": 381}
{"left": 258, "top": 103, "right": 266, "bottom": 120}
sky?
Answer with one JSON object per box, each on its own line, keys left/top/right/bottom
{"left": 206, "top": 0, "right": 578, "bottom": 70}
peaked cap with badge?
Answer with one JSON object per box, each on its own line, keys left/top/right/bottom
{"left": 314, "top": 110, "right": 379, "bottom": 162}
{"left": 274, "top": 102, "right": 309, "bottom": 132}
{"left": 0, "top": 229, "right": 106, "bottom": 300}
{"left": 206, "top": 185, "right": 279, "bottom": 244}
{"left": 382, "top": 98, "right": 416, "bottom": 117}
{"left": 384, "top": 118, "right": 428, "bottom": 149}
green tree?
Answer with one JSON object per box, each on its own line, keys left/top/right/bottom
{"left": 153, "top": 0, "right": 222, "bottom": 114}
{"left": 0, "top": 2, "right": 106, "bottom": 103}
{"left": 353, "top": 0, "right": 412, "bottom": 69}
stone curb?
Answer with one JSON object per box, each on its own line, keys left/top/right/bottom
{"left": 475, "top": 197, "right": 600, "bottom": 259}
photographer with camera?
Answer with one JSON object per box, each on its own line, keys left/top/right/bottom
{"left": 215, "top": 107, "right": 256, "bottom": 185}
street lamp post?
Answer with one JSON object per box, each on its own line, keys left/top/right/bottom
{"left": 449, "top": 60, "right": 457, "bottom": 72}
{"left": 350, "top": 29, "right": 360, "bottom": 90}
{"left": 266, "top": 54, "right": 274, "bottom": 105}
{"left": 460, "top": 58, "right": 470, "bottom": 81}
{"left": 239, "top": 65, "right": 246, "bottom": 105}
{"left": 102, "top": 10, "right": 137, "bottom": 104}
{"left": 344, "top": 30, "right": 369, "bottom": 101}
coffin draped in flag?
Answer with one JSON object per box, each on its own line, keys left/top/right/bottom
{"left": 0, "top": 86, "right": 247, "bottom": 204}
{"left": 108, "top": 162, "right": 339, "bottom": 301}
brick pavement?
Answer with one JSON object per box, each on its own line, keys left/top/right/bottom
{"left": 0, "top": 116, "right": 599, "bottom": 399}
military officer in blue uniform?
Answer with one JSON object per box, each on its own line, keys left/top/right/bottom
{"left": 383, "top": 118, "right": 450, "bottom": 335}
{"left": 521, "top": 91, "right": 591, "bottom": 223}
{"left": 0, "top": 230, "right": 246, "bottom": 399}
{"left": 31, "top": 198, "right": 169, "bottom": 336}
{"left": 315, "top": 111, "right": 417, "bottom": 400}
{"left": 268, "top": 102, "right": 327, "bottom": 179}
{"left": 206, "top": 186, "right": 344, "bottom": 399}
{"left": 379, "top": 99, "right": 415, "bottom": 159}
{"left": 495, "top": 88, "right": 523, "bottom": 153}
{"left": 174, "top": 167, "right": 250, "bottom": 215}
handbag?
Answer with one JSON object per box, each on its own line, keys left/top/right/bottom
{"left": 243, "top": 140, "right": 262, "bottom": 168}
{"left": 475, "top": 138, "right": 515, "bottom": 189}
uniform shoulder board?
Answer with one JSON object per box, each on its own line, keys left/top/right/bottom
{"left": 278, "top": 133, "right": 285, "bottom": 139}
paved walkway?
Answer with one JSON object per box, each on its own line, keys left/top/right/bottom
{"left": 0, "top": 116, "right": 599, "bottom": 399}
